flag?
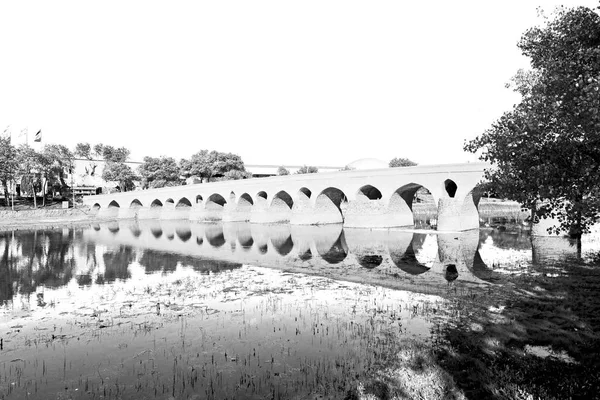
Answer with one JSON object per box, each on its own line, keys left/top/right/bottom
{"left": 34, "top": 129, "right": 42, "bottom": 142}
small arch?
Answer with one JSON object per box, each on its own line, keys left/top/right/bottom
{"left": 151, "top": 227, "right": 163, "bottom": 238}
{"left": 196, "top": 195, "right": 203, "bottom": 204}
{"left": 239, "top": 235, "right": 254, "bottom": 250}
{"left": 92, "top": 204, "right": 101, "bottom": 211}
{"left": 151, "top": 199, "right": 163, "bottom": 208}
{"left": 206, "top": 193, "right": 226, "bottom": 207}
{"left": 272, "top": 191, "right": 294, "bottom": 209}
{"left": 176, "top": 197, "right": 192, "bottom": 208}
{"left": 257, "top": 243, "right": 268, "bottom": 254}
{"left": 319, "top": 231, "right": 348, "bottom": 264}
{"left": 207, "top": 231, "right": 225, "bottom": 248}
{"left": 166, "top": 198, "right": 174, "bottom": 205}
{"left": 196, "top": 236, "right": 204, "bottom": 245}
{"left": 445, "top": 264, "right": 458, "bottom": 282}
{"left": 257, "top": 191, "right": 267, "bottom": 200}
{"left": 176, "top": 227, "right": 192, "bottom": 242}
{"left": 299, "top": 187, "right": 311, "bottom": 198}
{"left": 229, "top": 191, "right": 236, "bottom": 202}
{"left": 444, "top": 179, "right": 457, "bottom": 198}
{"left": 238, "top": 193, "right": 254, "bottom": 207}
{"left": 130, "top": 199, "right": 143, "bottom": 208}
{"left": 357, "top": 255, "right": 383, "bottom": 269}
{"left": 129, "top": 225, "right": 142, "bottom": 238}
{"left": 108, "top": 200, "right": 120, "bottom": 208}
{"left": 358, "top": 185, "right": 382, "bottom": 200}
{"left": 299, "top": 249, "right": 312, "bottom": 261}
{"left": 272, "top": 235, "right": 294, "bottom": 256}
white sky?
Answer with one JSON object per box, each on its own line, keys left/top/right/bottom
{"left": 1, "top": 1, "right": 598, "bottom": 167}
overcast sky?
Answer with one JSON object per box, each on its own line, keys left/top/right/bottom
{"left": 1, "top": 1, "right": 598, "bottom": 167}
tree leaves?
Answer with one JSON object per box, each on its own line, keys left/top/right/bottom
{"left": 465, "top": 6, "right": 600, "bottom": 237}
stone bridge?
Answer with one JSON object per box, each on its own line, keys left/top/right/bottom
{"left": 83, "top": 162, "right": 488, "bottom": 231}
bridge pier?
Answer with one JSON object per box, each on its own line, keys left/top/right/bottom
{"left": 344, "top": 193, "right": 413, "bottom": 228}
{"left": 160, "top": 204, "right": 191, "bottom": 220}
{"left": 137, "top": 206, "right": 162, "bottom": 219}
{"left": 436, "top": 191, "right": 479, "bottom": 231}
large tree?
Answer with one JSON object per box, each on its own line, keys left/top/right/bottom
{"left": 138, "top": 156, "right": 181, "bottom": 188}
{"left": 40, "top": 144, "right": 74, "bottom": 205}
{"left": 465, "top": 6, "right": 600, "bottom": 238}
{"left": 0, "top": 136, "right": 18, "bottom": 206}
{"left": 180, "top": 150, "right": 246, "bottom": 182}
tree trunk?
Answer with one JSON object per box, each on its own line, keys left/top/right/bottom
{"left": 1, "top": 180, "right": 8, "bottom": 207}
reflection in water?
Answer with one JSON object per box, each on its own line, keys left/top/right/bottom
{"left": 2, "top": 221, "right": 597, "bottom": 303}
{"left": 2, "top": 222, "right": 600, "bottom": 399}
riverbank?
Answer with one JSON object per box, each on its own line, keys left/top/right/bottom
{"left": 0, "top": 207, "right": 98, "bottom": 229}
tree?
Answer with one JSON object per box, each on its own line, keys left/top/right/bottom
{"left": 102, "top": 162, "right": 137, "bottom": 192}
{"left": 339, "top": 165, "right": 355, "bottom": 171}
{"left": 464, "top": 6, "right": 600, "bottom": 238}
{"left": 277, "top": 166, "right": 290, "bottom": 176}
{"left": 389, "top": 157, "right": 417, "bottom": 167}
{"left": 17, "top": 145, "right": 44, "bottom": 208}
{"left": 296, "top": 165, "right": 318, "bottom": 174}
{"left": 41, "top": 144, "right": 74, "bottom": 204}
{"left": 138, "top": 156, "right": 181, "bottom": 188}
{"left": 221, "top": 170, "right": 252, "bottom": 180}
{"left": 180, "top": 150, "right": 246, "bottom": 182}
{"left": 0, "top": 136, "right": 18, "bottom": 206}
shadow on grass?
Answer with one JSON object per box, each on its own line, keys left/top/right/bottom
{"left": 434, "top": 261, "right": 600, "bottom": 399}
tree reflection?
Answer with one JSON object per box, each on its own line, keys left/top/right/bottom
{"left": 101, "top": 246, "right": 134, "bottom": 282}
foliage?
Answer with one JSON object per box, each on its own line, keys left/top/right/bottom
{"left": 464, "top": 6, "right": 600, "bottom": 237}
{"left": 180, "top": 150, "right": 246, "bottom": 182}
{"left": 221, "top": 170, "right": 252, "bottom": 180}
{"left": 41, "top": 144, "right": 74, "bottom": 198}
{"left": 0, "top": 136, "right": 18, "bottom": 205}
{"left": 75, "top": 142, "right": 130, "bottom": 176}
{"left": 277, "top": 166, "right": 290, "bottom": 175}
{"left": 389, "top": 157, "right": 418, "bottom": 167}
{"left": 102, "top": 162, "right": 137, "bottom": 192}
{"left": 138, "top": 156, "right": 181, "bottom": 189}
{"left": 17, "top": 145, "right": 43, "bottom": 199}
{"left": 339, "top": 165, "right": 355, "bottom": 171}
{"left": 296, "top": 165, "right": 318, "bottom": 174}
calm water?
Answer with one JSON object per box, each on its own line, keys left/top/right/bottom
{"left": 0, "top": 221, "right": 598, "bottom": 399}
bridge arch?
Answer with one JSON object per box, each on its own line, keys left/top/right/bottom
{"left": 357, "top": 184, "right": 382, "bottom": 200}
{"left": 92, "top": 203, "right": 101, "bottom": 211}
{"left": 108, "top": 200, "right": 120, "bottom": 208}
{"left": 165, "top": 198, "right": 174, "bottom": 205}
{"left": 196, "top": 195, "right": 203, "bottom": 204}
{"left": 389, "top": 183, "right": 437, "bottom": 229}
{"left": 314, "top": 187, "right": 347, "bottom": 224}
{"left": 299, "top": 187, "right": 311, "bottom": 198}
{"left": 257, "top": 191, "right": 267, "bottom": 201}
{"left": 206, "top": 193, "right": 226, "bottom": 208}
{"left": 176, "top": 227, "right": 192, "bottom": 242}
{"left": 130, "top": 199, "right": 143, "bottom": 208}
{"left": 151, "top": 199, "right": 163, "bottom": 207}
{"left": 444, "top": 179, "right": 458, "bottom": 198}
{"left": 271, "top": 190, "right": 294, "bottom": 210}
{"left": 238, "top": 193, "right": 253, "bottom": 207}
{"left": 176, "top": 197, "right": 192, "bottom": 208}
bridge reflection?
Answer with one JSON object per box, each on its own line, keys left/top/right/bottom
{"left": 1, "top": 223, "right": 585, "bottom": 301}
{"left": 86, "top": 220, "right": 500, "bottom": 286}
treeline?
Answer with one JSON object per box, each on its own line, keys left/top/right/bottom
{"left": 0, "top": 139, "right": 254, "bottom": 203}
